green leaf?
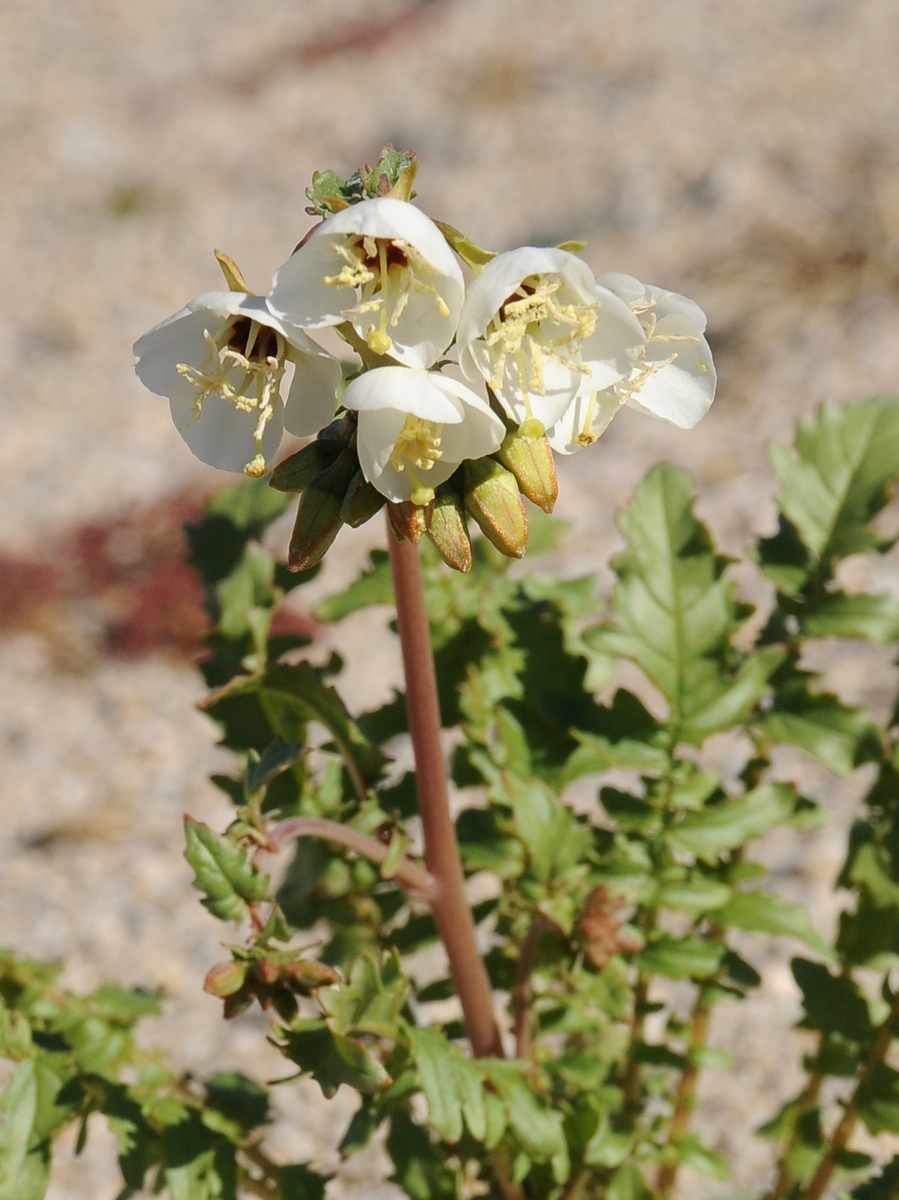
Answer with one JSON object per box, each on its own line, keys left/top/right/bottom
{"left": 667, "top": 783, "right": 795, "bottom": 859}
{"left": 656, "top": 878, "right": 732, "bottom": 913}
{"left": 482, "top": 1061, "right": 568, "bottom": 1175}
{"left": 205, "top": 664, "right": 386, "bottom": 792}
{"left": 857, "top": 1063, "right": 899, "bottom": 1134}
{"left": 672, "top": 1134, "right": 728, "bottom": 1180}
{"left": 592, "top": 464, "right": 777, "bottom": 742}
{"left": 792, "top": 959, "right": 873, "bottom": 1042}
{"left": 315, "top": 550, "right": 394, "bottom": 622}
{"left": 387, "top": 1112, "right": 458, "bottom": 1200}
{"left": 183, "top": 819, "right": 270, "bottom": 923}
{"left": 246, "top": 740, "right": 305, "bottom": 795}
{"left": 204, "top": 1073, "right": 269, "bottom": 1131}
{"left": 278, "top": 1019, "right": 390, "bottom": 1098}
{"left": 279, "top": 1163, "right": 330, "bottom": 1200}
{"left": 607, "top": 1162, "right": 655, "bottom": 1200}
{"left": 852, "top": 1155, "right": 899, "bottom": 1200}
{"left": 768, "top": 395, "right": 899, "bottom": 562}
{"left": 319, "top": 952, "right": 408, "bottom": 1039}
{"left": 0, "top": 1061, "right": 48, "bottom": 1200}
{"left": 760, "top": 674, "right": 881, "bottom": 775}
{"left": 800, "top": 591, "right": 899, "bottom": 643}
{"left": 456, "top": 807, "right": 524, "bottom": 879}
{"left": 409, "top": 1027, "right": 465, "bottom": 1144}
{"left": 716, "top": 892, "right": 831, "bottom": 955}
{"left": 639, "top": 934, "right": 725, "bottom": 979}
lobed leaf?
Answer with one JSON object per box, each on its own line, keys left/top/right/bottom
{"left": 183, "top": 819, "right": 270, "bottom": 924}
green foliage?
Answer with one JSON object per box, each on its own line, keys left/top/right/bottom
{"left": 7, "top": 395, "right": 899, "bottom": 1199}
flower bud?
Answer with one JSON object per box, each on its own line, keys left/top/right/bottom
{"left": 494, "top": 429, "right": 558, "bottom": 513}
{"left": 427, "top": 484, "right": 472, "bottom": 573}
{"left": 204, "top": 959, "right": 247, "bottom": 998}
{"left": 387, "top": 498, "right": 433, "bottom": 544}
{"left": 270, "top": 437, "right": 349, "bottom": 493}
{"left": 462, "top": 459, "right": 528, "bottom": 559}
{"left": 288, "top": 445, "right": 358, "bottom": 572}
{"left": 286, "top": 959, "right": 341, "bottom": 993}
{"left": 341, "top": 469, "right": 386, "bottom": 528}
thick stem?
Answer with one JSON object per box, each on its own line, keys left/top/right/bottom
{"left": 387, "top": 529, "right": 504, "bottom": 1059}
{"left": 798, "top": 991, "right": 899, "bottom": 1200}
{"left": 267, "top": 816, "right": 435, "bottom": 898}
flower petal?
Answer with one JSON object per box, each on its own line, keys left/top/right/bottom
{"left": 343, "top": 367, "right": 464, "bottom": 423}
{"left": 580, "top": 285, "right": 646, "bottom": 391}
{"left": 625, "top": 314, "right": 717, "bottom": 429}
{"left": 283, "top": 348, "right": 342, "bottom": 437}
{"left": 169, "top": 389, "right": 284, "bottom": 474}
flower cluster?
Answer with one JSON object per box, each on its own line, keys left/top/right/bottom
{"left": 134, "top": 149, "right": 716, "bottom": 571}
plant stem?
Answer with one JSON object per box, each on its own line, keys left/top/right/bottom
{"left": 512, "top": 916, "right": 551, "bottom": 1059}
{"left": 623, "top": 976, "right": 649, "bottom": 1108}
{"left": 387, "top": 528, "right": 504, "bottom": 1059}
{"left": 767, "top": 1049, "right": 825, "bottom": 1200}
{"left": 656, "top": 987, "right": 713, "bottom": 1198}
{"left": 796, "top": 991, "right": 899, "bottom": 1200}
{"left": 267, "top": 816, "right": 435, "bottom": 898}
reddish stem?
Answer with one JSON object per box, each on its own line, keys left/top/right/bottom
{"left": 387, "top": 529, "right": 504, "bottom": 1058}
{"left": 267, "top": 816, "right": 435, "bottom": 898}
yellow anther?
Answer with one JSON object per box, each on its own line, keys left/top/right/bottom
{"left": 244, "top": 454, "right": 267, "bottom": 478}
{"left": 389, "top": 415, "right": 443, "bottom": 474}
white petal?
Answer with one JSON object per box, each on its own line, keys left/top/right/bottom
{"left": 356, "top": 406, "right": 408, "bottom": 482}
{"left": 625, "top": 314, "right": 716, "bottom": 429}
{"left": 547, "top": 387, "right": 622, "bottom": 454}
{"left": 580, "top": 285, "right": 646, "bottom": 390}
{"left": 169, "top": 390, "right": 284, "bottom": 474}
{"left": 594, "top": 272, "right": 647, "bottom": 307}
{"left": 643, "top": 285, "right": 708, "bottom": 332}
{"left": 343, "top": 367, "right": 464, "bottom": 423}
{"left": 134, "top": 304, "right": 232, "bottom": 404}
{"left": 283, "top": 349, "right": 342, "bottom": 437}
{"left": 456, "top": 246, "right": 598, "bottom": 346}
{"left": 268, "top": 199, "right": 463, "bottom": 366}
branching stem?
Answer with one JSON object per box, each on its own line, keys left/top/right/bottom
{"left": 656, "top": 987, "right": 713, "bottom": 1198}
{"left": 513, "top": 915, "right": 552, "bottom": 1059}
{"left": 387, "top": 528, "right": 504, "bottom": 1059}
{"left": 266, "top": 815, "right": 435, "bottom": 898}
{"left": 797, "top": 991, "right": 899, "bottom": 1200}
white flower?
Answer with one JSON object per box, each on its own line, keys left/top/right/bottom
{"left": 134, "top": 291, "right": 342, "bottom": 477}
{"left": 455, "top": 247, "right": 645, "bottom": 437}
{"left": 343, "top": 367, "right": 506, "bottom": 506}
{"left": 267, "top": 198, "right": 464, "bottom": 370}
{"left": 547, "top": 274, "right": 717, "bottom": 454}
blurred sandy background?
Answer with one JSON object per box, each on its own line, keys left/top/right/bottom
{"left": 2, "top": 1, "right": 899, "bottom": 1195}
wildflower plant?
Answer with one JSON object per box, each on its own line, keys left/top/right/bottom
{"left": 4, "top": 147, "right": 899, "bottom": 1200}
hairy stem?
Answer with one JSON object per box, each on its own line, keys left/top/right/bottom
{"left": 798, "top": 991, "right": 899, "bottom": 1200}
{"left": 387, "top": 529, "right": 503, "bottom": 1058}
{"left": 267, "top": 815, "right": 435, "bottom": 898}
{"left": 656, "top": 988, "right": 713, "bottom": 1198}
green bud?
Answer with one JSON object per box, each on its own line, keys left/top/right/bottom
{"left": 204, "top": 959, "right": 247, "bottom": 998}
{"left": 463, "top": 458, "right": 528, "bottom": 559}
{"left": 287, "top": 959, "right": 341, "bottom": 993}
{"left": 270, "top": 437, "right": 348, "bottom": 493}
{"left": 387, "top": 499, "right": 433, "bottom": 544}
{"left": 288, "top": 446, "right": 358, "bottom": 572}
{"left": 341, "top": 469, "right": 386, "bottom": 527}
{"left": 495, "top": 429, "right": 558, "bottom": 513}
{"left": 427, "top": 484, "right": 472, "bottom": 573}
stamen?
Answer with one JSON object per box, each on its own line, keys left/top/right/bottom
{"left": 389, "top": 415, "right": 444, "bottom": 477}
{"left": 175, "top": 318, "right": 287, "bottom": 477}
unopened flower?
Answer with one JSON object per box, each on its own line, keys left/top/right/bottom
{"left": 134, "top": 292, "right": 342, "bottom": 476}
{"left": 343, "top": 367, "right": 505, "bottom": 506}
{"left": 455, "top": 247, "right": 645, "bottom": 437}
{"left": 548, "top": 274, "right": 716, "bottom": 453}
{"left": 268, "top": 198, "right": 464, "bottom": 369}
